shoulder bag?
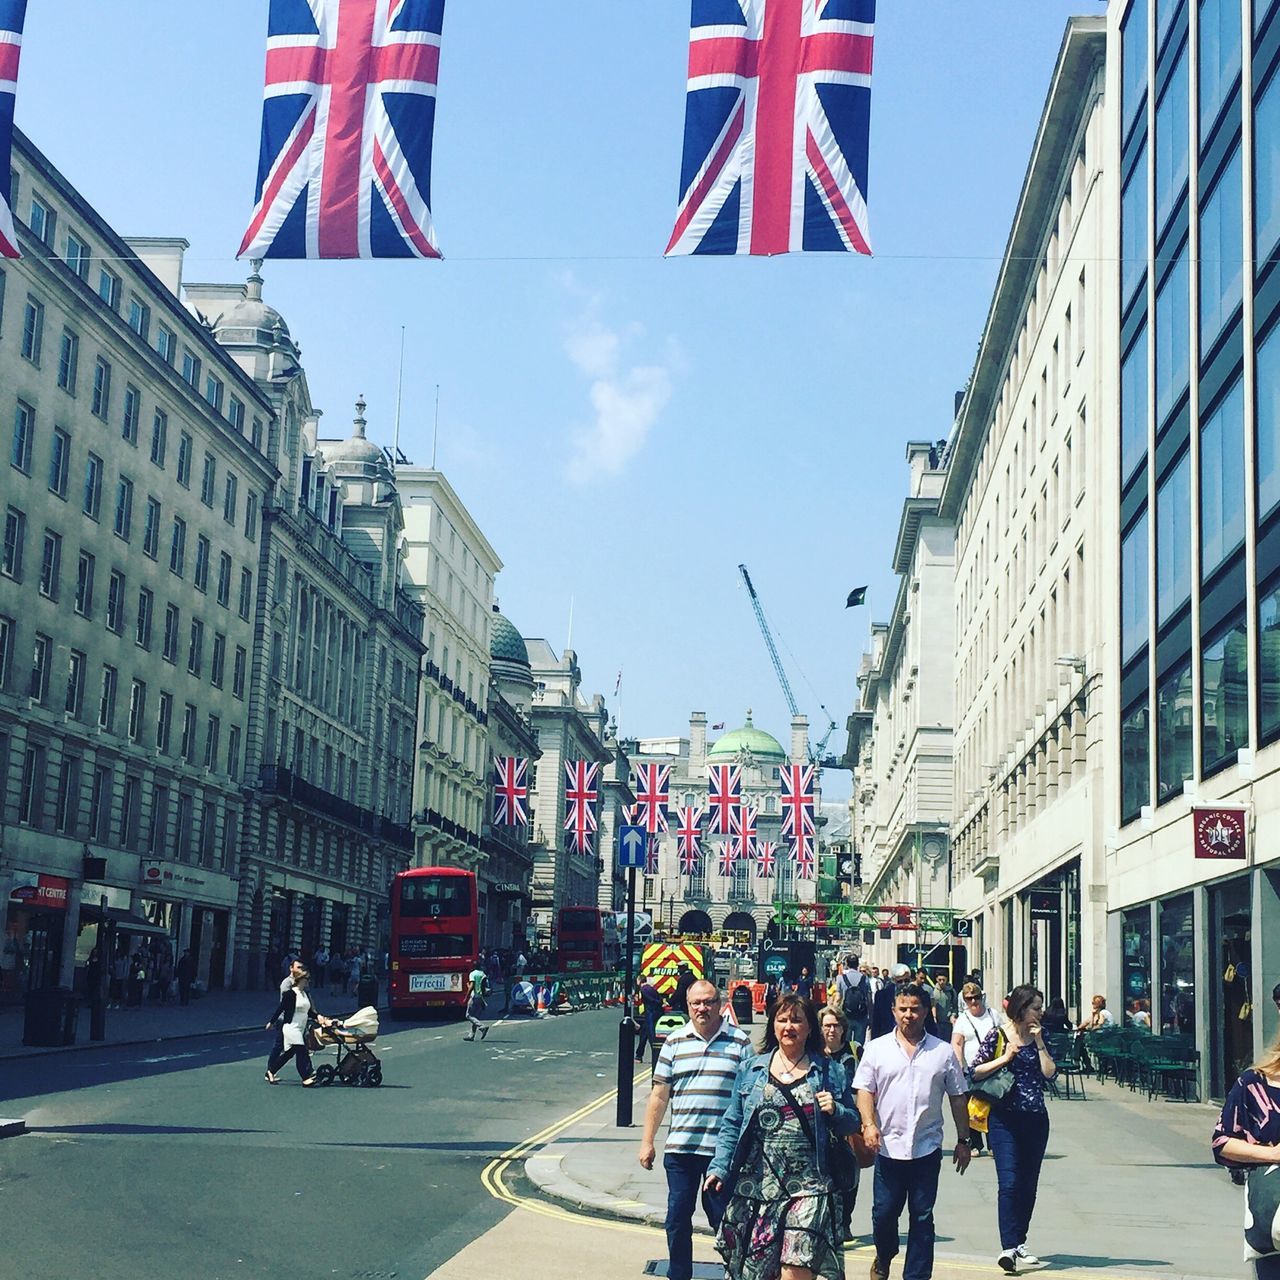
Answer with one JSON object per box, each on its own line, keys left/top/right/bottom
{"left": 1246, "top": 1164, "right": 1280, "bottom": 1259}
{"left": 969, "top": 1029, "right": 1016, "bottom": 1103}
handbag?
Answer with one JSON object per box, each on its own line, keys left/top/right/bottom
{"left": 774, "top": 1060, "right": 863, "bottom": 1189}
{"left": 969, "top": 1030, "right": 1016, "bottom": 1104}
{"left": 1246, "top": 1164, "right": 1280, "bottom": 1259}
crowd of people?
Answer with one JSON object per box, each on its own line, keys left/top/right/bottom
{"left": 89, "top": 938, "right": 199, "bottom": 1009}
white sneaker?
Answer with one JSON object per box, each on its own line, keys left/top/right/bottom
{"left": 1015, "top": 1246, "right": 1043, "bottom": 1267}
{"left": 998, "top": 1249, "right": 1018, "bottom": 1273}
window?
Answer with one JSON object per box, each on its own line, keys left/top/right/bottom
{"left": 250, "top": 416, "right": 263, "bottom": 450}
{"left": 91, "top": 357, "right": 112, "bottom": 419}
{"left": 88, "top": 764, "right": 111, "bottom": 841}
{"left": 163, "top": 603, "right": 180, "bottom": 663}
{"left": 188, "top": 618, "right": 204, "bottom": 676}
{"left": 1200, "top": 148, "right": 1243, "bottom": 349}
{"left": 1155, "top": 247, "right": 1190, "bottom": 424}
{"left": 1199, "top": 0, "right": 1241, "bottom": 135}
{"left": 98, "top": 664, "right": 118, "bottom": 731}
{"left": 142, "top": 495, "right": 161, "bottom": 558}
{"left": 113, "top": 475, "right": 134, "bottom": 540}
{"left": 57, "top": 327, "right": 79, "bottom": 392}
{"left": 1121, "top": 328, "right": 1148, "bottom": 484}
{"left": 1202, "top": 616, "right": 1247, "bottom": 773}
{"left": 216, "top": 552, "right": 232, "bottom": 606}
{"left": 120, "top": 776, "right": 141, "bottom": 850}
{"left": 128, "top": 678, "right": 147, "bottom": 744}
{"left": 55, "top": 756, "right": 81, "bottom": 833}
{"left": 204, "top": 716, "right": 220, "bottom": 770}
{"left": 1155, "top": 42, "right": 1189, "bottom": 231}
{"left": 75, "top": 551, "right": 95, "bottom": 617}
{"left": 48, "top": 426, "right": 70, "bottom": 497}
{"left": 29, "top": 632, "right": 51, "bottom": 702}
{"left": 127, "top": 295, "right": 150, "bottom": 341}
{"left": 228, "top": 397, "right": 245, "bottom": 434}
{"left": 155, "top": 324, "right": 175, "bottom": 365}
{"left": 227, "top": 725, "right": 242, "bottom": 780}
{"left": 38, "top": 529, "right": 61, "bottom": 599}
{"left": 156, "top": 692, "right": 173, "bottom": 754}
{"left": 203, "top": 374, "right": 223, "bottom": 412}
{"left": 18, "top": 742, "right": 46, "bottom": 826}
{"left": 149, "top": 409, "right": 167, "bottom": 466}
{"left": 200, "top": 452, "right": 216, "bottom": 506}
{"left": 244, "top": 491, "right": 258, "bottom": 541}
{"left": 136, "top": 587, "right": 153, "bottom": 650}
{"left": 1257, "top": 68, "right": 1280, "bottom": 263}
{"left": 223, "top": 473, "right": 238, "bottom": 524}
{"left": 121, "top": 384, "right": 140, "bottom": 444}
{"left": 65, "top": 649, "right": 85, "bottom": 718}
{"left": 83, "top": 453, "right": 103, "bottom": 519}
{"left": 97, "top": 267, "right": 120, "bottom": 310}
{"left": 194, "top": 534, "right": 210, "bottom": 592}
{"left": 181, "top": 349, "right": 200, "bottom": 389}
{"left": 1157, "top": 451, "right": 1192, "bottom": 623}
{"left": 1122, "top": 0, "right": 1148, "bottom": 137}
{"left": 20, "top": 294, "right": 43, "bottom": 364}
{"left": 1122, "top": 147, "right": 1149, "bottom": 306}
{"left": 1159, "top": 894, "right": 1197, "bottom": 1034}
{"left": 238, "top": 567, "right": 253, "bottom": 620}
{"left": 1199, "top": 377, "right": 1245, "bottom": 575}
{"left": 169, "top": 516, "right": 186, "bottom": 576}
{"left": 0, "top": 615, "right": 10, "bottom": 691}
{"left": 211, "top": 632, "right": 226, "bottom": 687}
{"left": 176, "top": 792, "right": 193, "bottom": 858}
{"left": 232, "top": 645, "right": 247, "bottom": 699}
{"left": 1156, "top": 658, "right": 1194, "bottom": 802}
{"left": 2, "top": 506, "right": 25, "bottom": 580}
{"left": 180, "top": 704, "right": 197, "bottom": 763}
{"left": 11, "top": 398, "right": 33, "bottom": 472}
{"left": 28, "top": 194, "right": 55, "bottom": 244}
{"left": 64, "top": 230, "right": 91, "bottom": 279}
{"left": 106, "top": 570, "right": 125, "bottom": 633}
{"left": 176, "top": 431, "right": 192, "bottom": 487}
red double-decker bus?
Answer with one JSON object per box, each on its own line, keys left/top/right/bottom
{"left": 388, "top": 867, "right": 478, "bottom": 1016}
{"left": 556, "top": 906, "right": 620, "bottom": 972}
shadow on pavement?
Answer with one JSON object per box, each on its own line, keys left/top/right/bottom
{"left": 29, "top": 1123, "right": 275, "bottom": 1137}
{"left": 1043, "top": 1256, "right": 1174, "bottom": 1270}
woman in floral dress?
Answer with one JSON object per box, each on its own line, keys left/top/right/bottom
{"left": 706, "top": 993, "right": 859, "bottom": 1280}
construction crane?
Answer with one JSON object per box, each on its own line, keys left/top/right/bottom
{"left": 737, "top": 564, "right": 844, "bottom": 769}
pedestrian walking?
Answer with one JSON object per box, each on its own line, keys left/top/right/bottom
{"left": 176, "top": 949, "right": 196, "bottom": 1006}
{"left": 834, "top": 955, "right": 872, "bottom": 1048}
{"left": 638, "top": 979, "right": 751, "bottom": 1280}
{"left": 313, "top": 944, "right": 329, "bottom": 987}
{"left": 513, "top": 949, "right": 527, "bottom": 979}
{"left": 820, "top": 1005, "right": 863, "bottom": 1243}
{"left": 870, "top": 963, "right": 940, "bottom": 1041}
{"left": 854, "top": 982, "right": 973, "bottom": 1280}
{"left": 268, "top": 958, "right": 306, "bottom": 1070}
{"left": 327, "top": 950, "right": 345, "bottom": 997}
{"left": 950, "top": 982, "right": 999, "bottom": 1155}
{"left": 109, "top": 948, "right": 129, "bottom": 1007}
{"left": 635, "top": 976, "right": 663, "bottom": 1063}
{"left": 1213, "top": 1030, "right": 1280, "bottom": 1278}
{"left": 264, "top": 969, "right": 329, "bottom": 1085}
{"left": 486, "top": 949, "right": 506, "bottom": 1013}
{"left": 705, "top": 993, "right": 858, "bottom": 1280}
{"left": 970, "top": 983, "right": 1057, "bottom": 1273}
{"left": 463, "top": 963, "right": 490, "bottom": 1041}
{"left": 932, "top": 975, "right": 956, "bottom": 1026}
{"left": 127, "top": 951, "right": 147, "bottom": 1008}
{"left": 346, "top": 949, "right": 362, "bottom": 996}
{"left": 795, "top": 966, "right": 814, "bottom": 1000}
{"left": 672, "top": 964, "right": 695, "bottom": 1016}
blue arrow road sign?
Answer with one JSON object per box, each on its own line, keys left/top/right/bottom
{"left": 618, "top": 825, "right": 648, "bottom": 869}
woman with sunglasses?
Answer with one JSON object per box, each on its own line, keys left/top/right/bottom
{"left": 950, "top": 984, "right": 997, "bottom": 1156}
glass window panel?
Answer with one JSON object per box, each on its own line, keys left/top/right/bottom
{"left": 1121, "top": 907, "right": 1153, "bottom": 1018}
{"left": 1123, "top": 511, "right": 1150, "bottom": 662}
{"left": 1199, "top": 147, "right": 1243, "bottom": 348}
{"left": 1260, "top": 580, "right": 1280, "bottom": 739}
{"left": 1258, "top": 68, "right": 1280, "bottom": 263}
{"left": 1122, "top": 147, "right": 1149, "bottom": 305}
{"left": 1122, "top": 327, "right": 1149, "bottom": 482}
{"left": 1123, "top": 1, "right": 1149, "bottom": 136}
{"left": 1259, "top": 324, "right": 1280, "bottom": 517}
{"left": 1201, "top": 616, "right": 1248, "bottom": 772}
{"left": 1156, "top": 658, "right": 1195, "bottom": 801}
{"left": 1156, "top": 247, "right": 1190, "bottom": 423}
{"left": 1121, "top": 699, "right": 1151, "bottom": 823}
{"left": 1156, "top": 42, "right": 1190, "bottom": 229}
{"left": 1157, "top": 451, "right": 1192, "bottom": 623}
{"left": 1199, "top": 0, "right": 1241, "bottom": 134}
{"left": 1199, "top": 376, "right": 1245, "bottom": 574}
{"left": 1158, "top": 894, "right": 1196, "bottom": 1033}
{"left": 1158, "top": 0, "right": 1182, "bottom": 48}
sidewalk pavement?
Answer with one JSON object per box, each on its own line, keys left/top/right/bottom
{"left": 526, "top": 1070, "right": 1245, "bottom": 1280}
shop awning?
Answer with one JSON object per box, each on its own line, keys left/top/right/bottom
{"left": 80, "top": 903, "right": 171, "bottom": 937}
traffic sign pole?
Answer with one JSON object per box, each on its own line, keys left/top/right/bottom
{"left": 616, "top": 864, "right": 638, "bottom": 1127}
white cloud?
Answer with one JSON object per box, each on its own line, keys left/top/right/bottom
{"left": 564, "top": 315, "right": 672, "bottom": 484}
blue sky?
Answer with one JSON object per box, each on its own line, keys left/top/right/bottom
{"left": 19, "top": 1, "right": 1100, "bottom": 796}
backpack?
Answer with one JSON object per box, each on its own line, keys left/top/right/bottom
{"left": 476, "top": 973, "right": 489, "bottom": 997}
{"left": 838, "top": 973, "right": 869, "bottom": 1020}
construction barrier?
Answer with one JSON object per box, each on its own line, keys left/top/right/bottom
{"left": 521, "top": 971, "right": 619, "bottom": 1014}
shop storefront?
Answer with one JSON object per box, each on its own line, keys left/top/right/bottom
{"left": 5, "top": 871, "right": 70, "bottom": 995}
{"left": 136, "top": 860, "right": 237, "bottom": 990}
{"left": 1018, "top": 859, "right": 1082, "bottom": 1016}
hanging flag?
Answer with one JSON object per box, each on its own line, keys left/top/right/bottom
{"left": 707, "top": 763, "right": 743, "bottom": 835}
{"left": 492, "top": 756, "right": 528, "bottom": 827}
{"left": 780, "top": 762, "right": 817, "bottom": 863}
{"left": 729, "top": 804, "right": 759, "bottom": 864}
{"left": 666, "top": 0, "right": 875, "bottom": 257}
{"left": 755, "top": 840, "right": 778, "bottom": 878}
{"left": 717, "top": 840, "right": 737, "bottom": 877}
{"left": 632, "top": 763, "right": 671, "bottom": 835}
{"left": 0, "top": 1, "right": 27, "bottom": 260}
{"left": 644, "top": 834, "right": 661, "bottom": 876}
{"left": 795, "top": 849, "right": 816, "bottom": 880}
{"left": 675, "top": 806, "right": 704, "bottom": 874}
{"left": 564, "top": 759, "right": 600, "bottom": 856}
{"left": 240, "top": 0, "right": 446, "bottom": 260}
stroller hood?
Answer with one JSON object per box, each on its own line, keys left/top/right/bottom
{"left": 341, "top": 1005, "right": 380, "bottom": 1036}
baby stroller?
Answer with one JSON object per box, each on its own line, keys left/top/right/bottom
{"left": 308, "top": 1005, "right": 382, "bottom": 1087}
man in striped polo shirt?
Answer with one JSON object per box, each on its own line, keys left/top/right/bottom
{"left": 638, "top": 979, "right": 750, "bottom": 1280}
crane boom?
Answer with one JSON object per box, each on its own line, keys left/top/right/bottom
{"left": 738, "top": 563, "right": 800, "bottom": 717}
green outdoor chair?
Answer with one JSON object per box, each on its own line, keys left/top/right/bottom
{"left": 1045, "top": 1033, "right": 1087, "bottom": 1100}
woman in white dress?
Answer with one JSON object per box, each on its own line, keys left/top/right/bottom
{"left": 265, "top": 969, "right": 330, "bottom": 1085}
{"left": 951, "top": 982, "right": 999, "bottom": 1153}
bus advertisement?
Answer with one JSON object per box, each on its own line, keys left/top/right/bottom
{"left": 388, "top": 867, "right": 478, "bottom": 1015}
{"left": 556, "top": 906, "right": 620, "bottom": 972}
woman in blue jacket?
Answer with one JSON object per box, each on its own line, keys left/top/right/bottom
{"left": 705, "top": 993, "right": 860, "bottom": 1280}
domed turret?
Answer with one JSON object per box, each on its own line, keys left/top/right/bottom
{"left": 707, "top": 711, "right": 788, "bottom": 763}
{"left": 490, "top": 609, "right": 530, "bottom": 666}
{"left": 490, "top": 603, "right": 534, "bottom": 711}
{"left": 322, "top": 396, "right": 391, "bottom": 473}
{"left": 212, "top": 260, "right": 298, "bottom": 356}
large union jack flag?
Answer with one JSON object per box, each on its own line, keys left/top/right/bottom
{"left": 564, "top": 760, "right": 600, "bottom": 856}
{"left": 240, "top": 0, "right": 445, "bottom": 260}
{"left": 492, "top": 756, "right": 528, "bottom": 827}
{"left": 717, "top": 840, "right": 737, "bottom": 877}
{"left": 632, "top": 763, "right": 671, "bottom": 835}
{"left": 780, "top": 762, "right": 817, "bottom": 862}
{"left": 674, "top": 806, "right": 704, "bottom": 874}
{"left": 707, "top": 763, "right": 743, "bottom": 835}
{"left": 795, "top": 849, "right": 816, "bottom": 880}
{"left": 755, "top": 839, "right": 778, "bottom": 878}
{"left": 667, "top": 0, "right": 874, "bottom": 257}
{"left": 0, "top": 1, "right": 26, "bottom": 260}
{"left": 729, "top": 803, "right": 759, "bottom": 864}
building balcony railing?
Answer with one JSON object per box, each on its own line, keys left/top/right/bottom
{"left": 416, "top": 806, "right": 482, "bottom": 849}
{"left": 256, "top": 766, "right": 414, "bottom": 851}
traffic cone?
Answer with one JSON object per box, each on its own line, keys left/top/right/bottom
{"left": 536, "top": 982, "right": 548, "bottom": 1014}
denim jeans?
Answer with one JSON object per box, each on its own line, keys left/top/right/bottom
{"left": 987, "top": 1107, "right": 1050, "bottom": 1250}
{"left": 1256, "top": 1254, "right": 1280, "bottom": 1280}
{"left": 663, "top": 1151, "right": 727, "bottom": 1280}
{"left": 872, "top": 1149, "right": 942, "bottom": 1280}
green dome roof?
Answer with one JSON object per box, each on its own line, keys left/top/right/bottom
{"left": 707, "top": 713, "right": 787, "bottom": 762}
{"left": 490, "top": 609, "right": 529, "bottom": 666}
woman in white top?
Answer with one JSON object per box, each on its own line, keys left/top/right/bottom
{"left": 952, "top": 982, "right": 998, "bottom": 1154}
{"left": 265, "top": 969, "right": 330, "bottom": 1085}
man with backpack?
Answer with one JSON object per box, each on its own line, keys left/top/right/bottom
{"left": 836, "top": 955, "right": 871, "bottom": 1047}
{"left": 463, "top": 963, "right": 490, "bottom": 1041}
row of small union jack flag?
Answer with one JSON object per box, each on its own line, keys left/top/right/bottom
{"left": 0, "top": 0, "right": 874, "bottom": 264}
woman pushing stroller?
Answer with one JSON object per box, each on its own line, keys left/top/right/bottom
{"left": 265, "top": 967, "right": 332, "bottom": 1086}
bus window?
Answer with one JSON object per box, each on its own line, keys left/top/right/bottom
{"left": 560, "top": 908, "right": 601, "bottom": 933}
{"left": 399, "top": 877, "right": 471, "bottom": 917}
